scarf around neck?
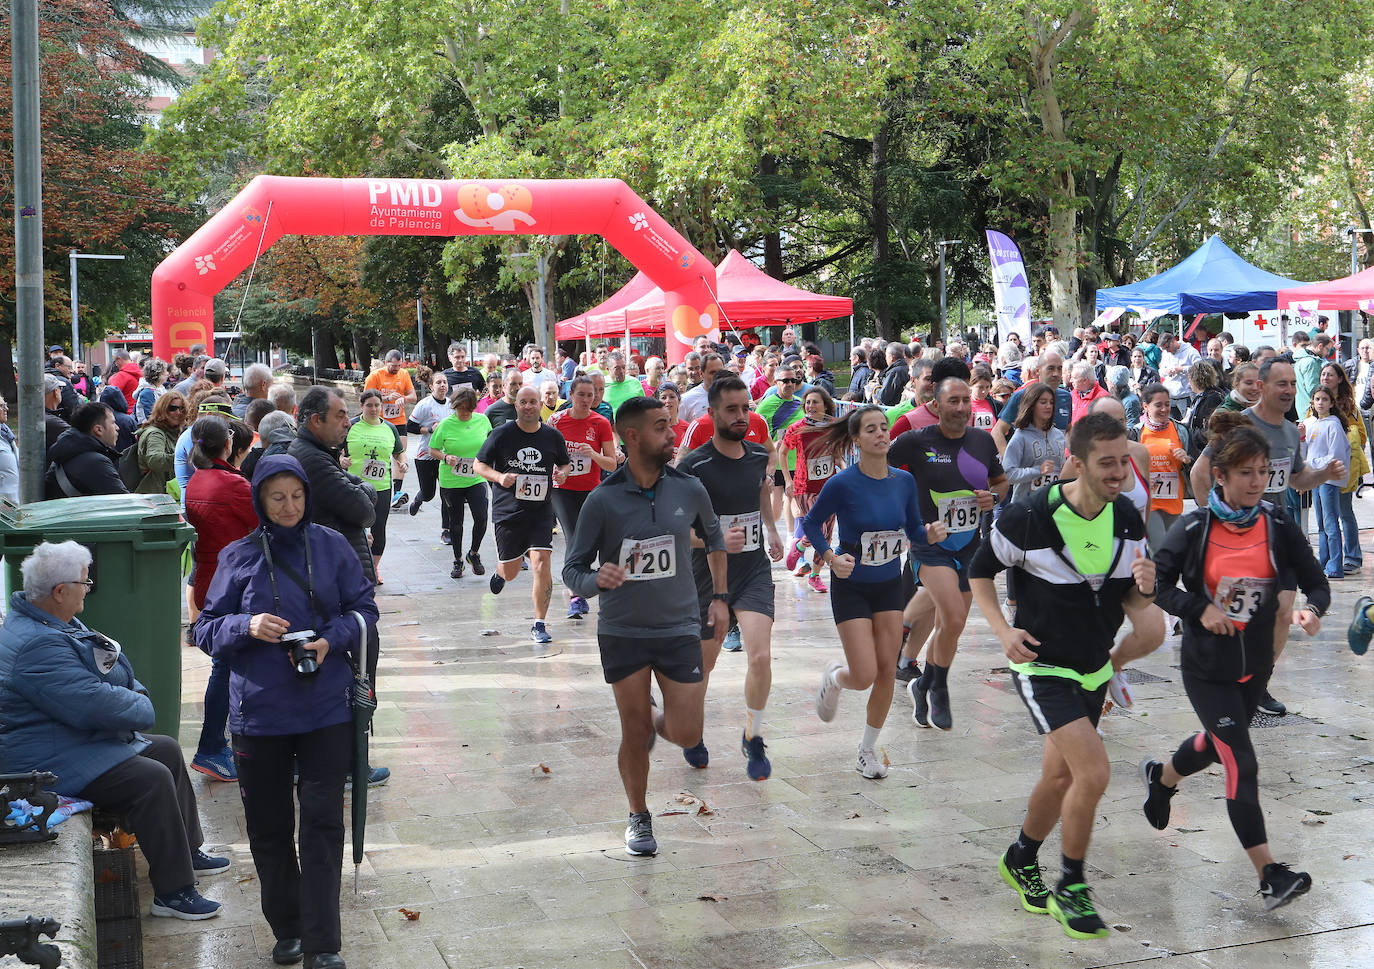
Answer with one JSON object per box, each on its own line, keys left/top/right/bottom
{"left": 1208, "top": 487, "right": 1261, "bottom": 527}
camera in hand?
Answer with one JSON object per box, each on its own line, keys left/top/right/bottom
{"left": 282, "top": 629, "right": 319, "bottom": 675}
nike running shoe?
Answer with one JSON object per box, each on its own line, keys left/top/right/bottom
{"left": 807, "top": 574, "right": 828, "bottom": 594}
{"left": 625, "top": 811, "right": 657, "bottom": 857}
{"left": 1259, "top": 862, "right": 1312, "bottom": 910}
{"left": 856, "top": 746, "right": 888, "bottom": 779}
{"left": 927, "top": 684, "right": 953, "bottom": 731}
{"left": 1047, "top": 882, "right": 1109, "bottom": 939}
{"left": 722, "top": 625, "right": 742, "bottom": 652}
{"left": 907, "top": 676, "right": 931, "bottom": 728}
{"left": 682, "top": 739, "right": 709, "bottom": 768}
{"left": 489, "top": 574, "right": 505, "bottom": 595}
{"left": 998, "top": 849, "right": 1050, "bottom": 914}
{"left": 785, "top": 541, "right": 803, "bottom": 572}
{"left": 1349, "top": 595, "right": 1374, "bottom": 656}
{"left": 815, "top": 660, "right": 843, "bottom": 722}
{"left": 1107, "top": 671, "right": 1134, "bottom": 711}
{"left": 1139, "top": 758, "right": 1176, "bottom": 830}
{"left": 741, "top": 732, "right": 770, "bottom": 781}
{"left": 530, "top": 622, "right": 552, "bottom": 645}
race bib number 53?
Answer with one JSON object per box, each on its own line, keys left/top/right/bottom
{"left": 1214, "top": 576, "right": 1274, "bottom": 624}
{"left": 619, "top": 534, "right": 676, "bottom": 580}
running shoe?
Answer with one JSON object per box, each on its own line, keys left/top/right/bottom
{"left": 907, "top": 676, "right": 931, "bottom": 728}
{"left": 815, "top": 660, "right": 843, "bottom": 722}
{"left": 489, "top": 574, "right": 505, "bottom": 595}
{"left": 531, "top": 622, "right": 552, "bottom": 645}
{"left": 1349, "top": 595, "right": 1374, "bottom": 656}
{"left": 1139, "top": 758, "right": 1176, "bottom": 830}
{"left": 1257, "top": 691, "right": 1287, "bottom": 717}
{"left": 792, "top": 559, "right": 812, "bottom": 578}
{"left": 150, "top": 886, "right": 221, "bottom": 921}
{"left": 721, "top": 624, "right": 742, "bottom": 651}
{"left": 441, "top": 529, "right": 451, "bottom": 545}
{"left": 785, "top": 540, "right": 803, "bottom": 572}
{"left": 999, "top": 849, "right": 1050, "bottom": 914}
{"left": 390, "top": 490, "right": 409, "bottom": 510}
{"left": 807, "top": 574, "right": 828, "bottom": 594}
{"left": 408, "top": 495, "right": 423, "bottom": 516}
{"left": 625, "top": 811, "right": 657, "bottom": 856}
{"left": 566, "top": 596, "right": 581, "bottom": 619}
{"left": 1107, "top": 671, "right": 1135, "bottom": 711}
{"left": 683, "top": 739, "right": 709, "bottom": 768}
{"left": 1047, "top": 883, "right": 1109, "bottom": 939}
{"left": 191, "top": 748, "right": 237, "bottom": 782}
{"left": 741, "top": 732, "right": 770, "bottom": 781}
{"left": 450, "top": 561, "right": 464, "bottom": 580}
{"left": 1259, "top": 862, "right": 1312, "bottom": 910}
{"left": 856, "top": 746, "right": 888, "bottom": 779}
{"left": 521, "top": 556, "right": 529, "bottom": 571}
{"left": 191, "top": 849, "right": 231, "bottom": 876}
{"left": 466, "top": 551, "right": 485, "bottom": 576}
{"left": 894, "top": 658, "right": 922, "bottom": 684}
{"left": 927, "top": 683, "right": 953, "bottom": 731}
{"left": 346, "top": 765, "right": 391, "bottom": 789}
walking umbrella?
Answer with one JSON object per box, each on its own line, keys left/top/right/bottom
{"left": 347, "top": 612, "right": 377, "bottom": 894}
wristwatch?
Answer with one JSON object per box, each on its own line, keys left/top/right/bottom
{"left": 711, "top": 593, "right": 729, "bottom": 602}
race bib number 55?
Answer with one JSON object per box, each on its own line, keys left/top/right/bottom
{"left": 619, "top": 534, "right": 676, "bottom": 580}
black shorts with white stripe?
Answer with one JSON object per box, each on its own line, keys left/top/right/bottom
{"left": 1009, "top": 671, "right": 1107, "bottom": 736}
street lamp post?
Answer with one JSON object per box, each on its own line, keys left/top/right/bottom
{"left": 69, "top": 251, "right": 125, "bottom": 361}
{"left": 937, "top": 239, "right": 963, "bottom": 340}
{"left": 1345, "top": 226, "right": 1374, "bottom": 343}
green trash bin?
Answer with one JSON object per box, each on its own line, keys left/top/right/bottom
{"left": 0, "top": 494, "right": 197, "bottom": 740}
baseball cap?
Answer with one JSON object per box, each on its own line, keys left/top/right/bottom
{"left": 48, "top": 345, "right": 62, "bottom": 353}
{"left": 1105, "top": 331, "right": 1121, "bottom": 341}
{"left": 203, "top": 358, "right": 227, "bottom": 378}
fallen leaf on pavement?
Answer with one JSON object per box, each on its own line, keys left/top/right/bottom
{"left": 670, "top": 791, "right": 713, "bottom": 816}
{"left": 533, "top": 763, "right": 552, "bottom": 775}
{"left": 399, "top": 908, "right": 420, "bottom": 921}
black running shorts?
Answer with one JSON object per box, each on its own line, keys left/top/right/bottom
{"left": 697, "top": 565, "right": 775, "bottom": 632}
{"left": 1009, "top": 671, "right": 1107, "bottom": 735}
{"left": 829, "top": 575, "right": 905, "bottom": 623}
{"left": 494, "top": 508, "right": 555, "bottom": 563}
{"left": 598, "top": 633, "right": 704, "bottom": 685}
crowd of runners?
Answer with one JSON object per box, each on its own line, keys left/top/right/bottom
{"left": 9, "top": 323, "right": 1374, "bottom": 959}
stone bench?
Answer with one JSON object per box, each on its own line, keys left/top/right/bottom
{"left": 0, "top": 812, "right": 97, "bottom": 969}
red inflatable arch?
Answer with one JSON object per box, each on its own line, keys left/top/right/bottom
{"left": 151, "top": 175, "right": 718, "bottom": 364}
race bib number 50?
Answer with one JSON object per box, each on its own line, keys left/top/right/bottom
{"left": 515, "top": 474, "right": 548, "bottom": 502}
{"left": 859, "top": 529, "right": 906, "bottom": 567}
{"left": 619, "top": 534, "right": 676, "bottom": 580}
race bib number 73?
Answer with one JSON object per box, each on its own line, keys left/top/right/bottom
{"left": 1265, "top": 457, "right": 1291, "bottom": 494}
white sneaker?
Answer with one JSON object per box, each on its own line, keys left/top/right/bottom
{"left": 856, "top": 746, "right": 888, "bottom": 779}
{"left": 815, "top": 660, "right": 843, "bottom": 722}
{"left": 1107, "top": 670, "right": 1135, "bottom": 710}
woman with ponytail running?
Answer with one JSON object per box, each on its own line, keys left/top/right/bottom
{"left": 779, "top": 386, "right": 840, "bottom": 593}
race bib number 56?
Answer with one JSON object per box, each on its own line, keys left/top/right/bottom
{"left": 619, "top": 534, "right": 676, "bottom": 580}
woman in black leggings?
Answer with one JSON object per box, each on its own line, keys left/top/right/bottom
{"left": 429, "top": 387, "right": 493, "bottom": 579}
{"left": 1145, "top": 423, "right": 1330, "bottom": 911}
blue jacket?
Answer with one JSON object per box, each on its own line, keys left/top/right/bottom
{"left": 0, "top": 593, "right": 153, "bottom": 795}
{"left": 194, "top": 454, "right": 379, "bottom": 737}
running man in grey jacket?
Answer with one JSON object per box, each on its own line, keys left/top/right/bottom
{"left": 562, "top": 396, "right": 728, "bottom": 858}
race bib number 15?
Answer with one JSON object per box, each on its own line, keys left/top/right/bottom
{"left": 719, "top": 512, "right": 762, "bottom": 552}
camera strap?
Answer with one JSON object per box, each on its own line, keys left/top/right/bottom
{"left": 258, "top": 529, "right": 323, "bottom": 629}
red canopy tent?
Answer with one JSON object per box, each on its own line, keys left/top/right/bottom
{"left": 1277, "top": 268, "right": 1374, "bottom": 311}
{"left": 614, "top": 249, "right": 852, "bottom": 332}
{"left": 554, "top": 271, "right": 660, "bottom": 340}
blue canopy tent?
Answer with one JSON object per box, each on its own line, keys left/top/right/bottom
{"left": 1095, "top": 235, "right": 1311, "bottom": 314}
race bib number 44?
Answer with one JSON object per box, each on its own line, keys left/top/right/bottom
{"left": 1265, "top": 457, "right": 1291, "bottom": 494}
{"left": 937, "top": 494, "right": 980, "bottom": 534}
{"left": 859, "top": 529, "right": 906, "bottom": 567}
{"left": 1214, "top": 576, "right": 1274, "bottom": 624}
{"left": 514, "top": 473, "right": 548, "bottom": 502}
{"left": 719, "top": 511, "right": 762, "bottom": 552}
{"left": 619, "top": 534, "right": 676, "bottom": 580}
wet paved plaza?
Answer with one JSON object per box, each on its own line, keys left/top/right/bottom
{"left": 143, "top": 494, "right": 1374, "bottom": 969}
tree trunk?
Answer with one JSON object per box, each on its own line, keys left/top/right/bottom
{"left": 871, "top": 113, "right": 895, "bottom": 341}
{"left": 351, "top": 330, "right": 371, "bottom": 371}
{"left": 311, "top": 328, "right": 339, "bottom": 371}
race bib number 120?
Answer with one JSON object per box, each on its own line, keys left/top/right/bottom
{"left": 620, "top": 534, "right": 676, "bottom": 580}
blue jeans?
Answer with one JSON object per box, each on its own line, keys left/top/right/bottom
{"left": 196, "top": 656, "right": 230, "bottom": 756}
{"left": 1314, "top": 483, "right": 1344, "bottom": 577}
{"left": 1337, "top": 488, "right": 1362, "bottom": 568}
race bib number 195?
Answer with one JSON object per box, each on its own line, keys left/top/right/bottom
{"left": 937, "top": 494, "right": 980, "bottom": 534}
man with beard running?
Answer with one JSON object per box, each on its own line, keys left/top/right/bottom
{"left": 475, "top": 385, "right": 570, "bottom": 644}
{"left": 562, "top": 396, "right": 728, "bottom": 857}
{"left": 677, "top": 375, "right": 785, "bottom": 779}
{"left": 970, "top": 413, "right": 1156, "bottom": 941}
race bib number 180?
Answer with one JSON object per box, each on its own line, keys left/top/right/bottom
{"left": 619, "top": 534, "right": 676, "bottom": 581}
{"left": 858, "top": 529, "right": 906, "bottom": 567}
{"left": 360, "top": 459, "right": 388, "bottom": 481}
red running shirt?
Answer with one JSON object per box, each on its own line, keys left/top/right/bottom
{"left": 548, "top": 410, "right": 614, "bottom": 491}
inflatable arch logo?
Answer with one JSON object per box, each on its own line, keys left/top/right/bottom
{"left": 151, "top": 175, "right": 717, "bottom": 363}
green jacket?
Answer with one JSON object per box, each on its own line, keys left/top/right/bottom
{"left": 134, "top": 424, "right": 178, "bottom": 494}
{"left": 1292, "top": 346, "right": 1323, "bottom": 414}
